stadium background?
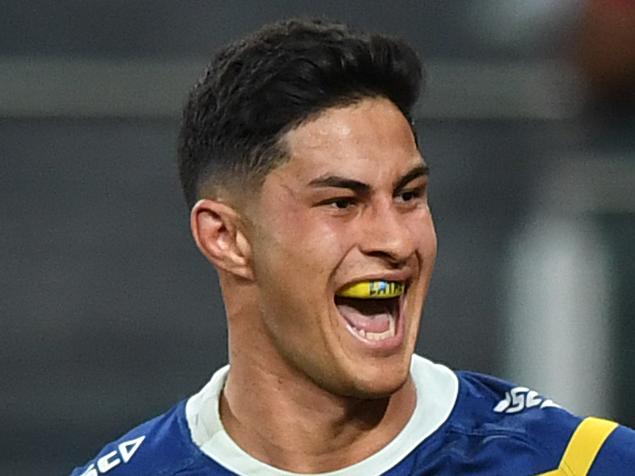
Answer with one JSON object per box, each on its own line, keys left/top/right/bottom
{"left": 1, "top": 1, "right": 633, "bottom": 474}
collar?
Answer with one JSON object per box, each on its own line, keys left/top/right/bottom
{"left": 185, "top": 354, "right": 458, "bottom": 475}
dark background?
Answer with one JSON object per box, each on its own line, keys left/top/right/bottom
{"left": 1, "top": 1, "right": 633, "bottom": 474}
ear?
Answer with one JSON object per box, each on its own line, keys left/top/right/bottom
{"left": 190, "top": 199, "right": 254, "bottom": 281}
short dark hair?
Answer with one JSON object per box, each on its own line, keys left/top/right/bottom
{"left": 177, "top": 18, "right": 423, "bottom": 209}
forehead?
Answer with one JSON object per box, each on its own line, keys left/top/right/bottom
{"left": 276, "top": 97, "right": 423, "bottom": 184}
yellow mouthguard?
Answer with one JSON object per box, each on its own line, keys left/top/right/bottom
{"left": 337, "top": 280, "right": 405, "bottom": 299}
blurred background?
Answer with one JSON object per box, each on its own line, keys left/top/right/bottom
{"left": 1, "top": 1, "right": 634, "bottom": 474}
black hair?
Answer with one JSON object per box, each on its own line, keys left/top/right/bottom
{"left": 177, "top": 18, "right": 423, "bottom": 209}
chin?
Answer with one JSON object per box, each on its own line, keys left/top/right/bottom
{"left": 351, "top": 381, "right": 408, "bottom": 400}
{"left": 331, "top": 356, "right": 413, "bottom": 399}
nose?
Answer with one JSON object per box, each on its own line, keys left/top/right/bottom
{"left": 357, "top": 201, "right": 416, "bottom": 265}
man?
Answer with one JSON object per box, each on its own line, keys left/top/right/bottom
{"left": 71, "top": 18, "right": 635, "bottom": 475}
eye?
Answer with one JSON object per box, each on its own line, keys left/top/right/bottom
{"left": 330, "top": 198, "right": 355, "bottom": 209}
{"left": 318, "top": 196, "right": 357, "bottom": 211}
{"left": 396, "top": 187, "right": 425, "bottom": 203}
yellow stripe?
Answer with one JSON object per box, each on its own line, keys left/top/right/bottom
{"left": 537, "top": 417, "right": 618, "bottom": 475}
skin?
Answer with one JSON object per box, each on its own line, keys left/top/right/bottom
{"left": 191, "top": 97, "right": 437, "bottom": 472}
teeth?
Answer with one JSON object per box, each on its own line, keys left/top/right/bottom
{"left": 348, "top": 316, "right": 396, "bottom": 341}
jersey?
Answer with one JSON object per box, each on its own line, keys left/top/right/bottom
{"left": 69, "top": 355, "right": 635, "bottom": 475}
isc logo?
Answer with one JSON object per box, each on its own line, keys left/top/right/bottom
{"left": 493, "top": 387, "right": 560, "bottom": 414}
{"left": 79, "top": 436, "right": 145, "bottom": 476}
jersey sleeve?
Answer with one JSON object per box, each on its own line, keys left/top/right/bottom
{"left": 456, "top": 371, "right": 635, "bottom": 475}
{"left": 589, "top": 423, "right": 635, "bottom": 475}
{"left": 68, "top": 401, "right": 200, "bottom": 476}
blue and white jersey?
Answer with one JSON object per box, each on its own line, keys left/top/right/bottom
{"left": 69, "top": 355, "right": 635, "bottom": 475}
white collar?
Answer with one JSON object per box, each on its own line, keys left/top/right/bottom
{"left": 185, "top": 354, "right": 458, "bottom": 475}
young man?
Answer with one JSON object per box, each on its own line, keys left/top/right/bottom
{"left": 71, "top": 18, "right": 635, "bottom": 476}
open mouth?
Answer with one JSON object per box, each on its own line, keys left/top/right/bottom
{"left": 334, "top": 281, "right": 405, "bottom": 343}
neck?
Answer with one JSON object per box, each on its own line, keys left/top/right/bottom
{"left": 220, "top": 344, "right": 416, "bottom": 473}
{"left": 216, "top": 276, "right": 417, "bottom": 473}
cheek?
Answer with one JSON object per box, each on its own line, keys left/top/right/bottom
{"left": 252, "top": 212, "right": 352, "bottom": 297}
{"left": 407, "top": 211, "right": 435, "bottom": 253}
{"left": 422, "top": 221, "right": 438, "bottom": 259}
{"left": 253, "top": 219, "right": 347, "bottom": 343}
{"left": 271, "top": 212, "right": 353, "bottom": 265}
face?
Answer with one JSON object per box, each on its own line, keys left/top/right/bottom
{"left": 243, "top": 97, "right": 436, "bottom": 398}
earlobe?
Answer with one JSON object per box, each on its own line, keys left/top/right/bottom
{"left": 190, "top": 199, "right": 254, "bottom": 280}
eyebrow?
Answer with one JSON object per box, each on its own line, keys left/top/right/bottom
{"left": 308, "top": 176, "right": 370, "bottom": 194}
{"left": 308, "top": 164, "right": 429, "bottom": 193}
{"left": 394, "top": 164, "right": 429, "bottom": 191}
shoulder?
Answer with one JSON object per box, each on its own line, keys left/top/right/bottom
{"left": 452, "top": 370, "right": 580, "bottom": 448}
{"left": 404, "top": 367, "right": 580, "bottom": 474}
{"left": 448, "top": 370, "right": 635, "bottom": 475}
{"left": 584, "top": 419, "right": 635, "bottom": 475}
{"left": 68, "top": 400, "right": 208, "bottom": 476}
